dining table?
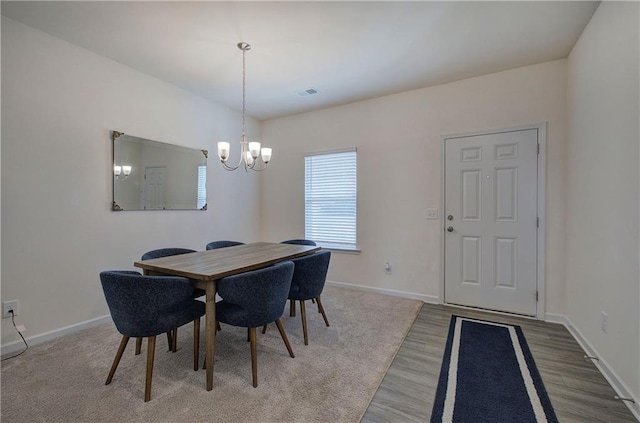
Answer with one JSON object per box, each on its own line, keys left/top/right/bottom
{"left": 133, "top": 241, "right": 320, "bottom": 391}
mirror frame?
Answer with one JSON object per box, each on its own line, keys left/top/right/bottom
{"left": 111, "top": 130, "right": 208, "bottom": 211}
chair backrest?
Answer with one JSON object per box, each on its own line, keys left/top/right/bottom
{"left": 289, "top": 250, "right": 331, "bottom": 300}
{"left": 205, "top": 240, "right": 245, "bottom": 250}
{"left": 281, "top": 239, "right": 317, "bottom": 246}
{"left": 217, "top": 261, "right": 294, "bottom": 327}
{"left": 99, "top": 271, "right": 195, "bottom": 337}
{"left": 141, "top": 248, "right": 196, "bottom": 260}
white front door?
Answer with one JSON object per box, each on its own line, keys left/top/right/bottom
{"left": 144, "top": 166, "right": 166, "bottom": 210}
{"left": 444, "top": 128, "right": 539, "bottom": 316}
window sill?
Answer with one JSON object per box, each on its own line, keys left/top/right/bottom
{"left": 318, "top": 244, "right": 361, "bottom": 255}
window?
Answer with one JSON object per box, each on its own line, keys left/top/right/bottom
{"left": 305, "top": 148, "right": 357, "bottom": 250}
{"left": 197, "top": 165, "right": 207, "bottom": 209}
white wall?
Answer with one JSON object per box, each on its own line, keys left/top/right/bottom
{"left": 261, "top": 60, "right": 567, "bottom": 313}
{"left": 1, "top": 17, "right": 262, "bottom": 346}
{"left": 566, "top": 1, "right": 640, "bottom": 402}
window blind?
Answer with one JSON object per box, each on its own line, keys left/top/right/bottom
{"left": 304, "top": 148, "right": 357, "bottom": 249}
{"left": 197, "top": 165, "right": 207, "bottom": 209}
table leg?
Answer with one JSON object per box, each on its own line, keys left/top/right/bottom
{"left": 205, "top": 281, "right": 216, "bottom": 391}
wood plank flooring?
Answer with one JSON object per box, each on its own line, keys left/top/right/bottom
{"left": 362, "top": 303, "right": 638, "bottom": 423}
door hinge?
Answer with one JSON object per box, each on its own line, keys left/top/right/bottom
{"left": 536, "top": 217, "right": 539, "bottom": 228}
{"left": 537, "top": 143, "right": 540, "bottom": 154}
{"left": 536, "top": 291, "right": 539, "bottom": 302}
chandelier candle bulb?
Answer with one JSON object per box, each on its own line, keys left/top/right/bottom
{"left": 244, "top": 150, "right": 254, "bottom": 165}
{"left": 261, "top": 148, "right": 272, "bottom": 163}
{"left": 217, "top": 142, "right": 230, "bottom": 162}
{"left": 248, "top": 142, "right": 261, "bottom": 159}
{"left": 114, "top": 165, "right": 132, "bottom": 179}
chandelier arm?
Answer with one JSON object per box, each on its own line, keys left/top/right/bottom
{"left": 221, "top": 145, "right": 247, "bottom": 170}
{"left": 248, "top": 159, "right": 268, "bottom": 172}
{"left": 221, "top": 160, "right": 242, "bottom": 171}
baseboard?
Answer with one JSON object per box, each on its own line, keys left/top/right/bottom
{"left": 543, "top": 312, "right": 568, "bottom": 325}
{"left": 551, "top": 313, "right": 640, "bottom": 420}
{"left": 326, "top": 280, "right": 439, "bottom": 303}
{"left": 1, "top": 314, "right": 112, "bottom": 357}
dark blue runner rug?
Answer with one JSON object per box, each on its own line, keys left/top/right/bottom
{"left": 431, "top": 315, "right": 558, "bottom": 423}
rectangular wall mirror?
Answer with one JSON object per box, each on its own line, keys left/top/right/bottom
{"left": 112, "top": 131, "right": 207, "bottom": 211}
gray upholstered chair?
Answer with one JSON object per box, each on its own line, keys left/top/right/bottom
{"left": 280, "top": 239, "right": 317, "bottom": 315}
{"left": 281, "top": 239, "right": 317, "bottom": 246}
{"left": 265, "top": 250, "right": 331, "bottom": 345}
{"left": 100, "top": 270, "right": 205, "bottom": 402}
{"left": 141, "top": 247, "right": 196, "bottom": 260}
{"left": 140, "top": 248, "right": 202, "bottom": 354}
{"left": 205, "top": 240, "right": 245, "bottom": 250}
{"left": 216, "top": 261, "right": 295, "bottom": 387}
{"left": 141, "top": 248, "right": 203, "bottom": 300}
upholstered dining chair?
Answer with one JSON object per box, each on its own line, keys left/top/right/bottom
{"left": 140, "top": 248, "right": 201, "bottom": 354}
{"left": 205, "top": 240, "right": 245, "bottom": 250}
{"left": 280, "top": 239, "right": 317, "bottom": 246}
{"left": 280, "top": 239, "right": 317, "bottom": 316}
{"left": 264, "top": 250, "right": 331, "bottom": 345}
{"left": 216, "top": 261, "right": 295, "bottom": 387}
{"left": 100, "top": 270, "right": 205, "bottom": 402}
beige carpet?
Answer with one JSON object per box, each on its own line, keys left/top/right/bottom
{"left": 1, "top": 286, "right": 421, "bottom": 422}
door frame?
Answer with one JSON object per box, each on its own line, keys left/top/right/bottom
{"left": 439, "top": 122, "right": 547, "bottom": 320}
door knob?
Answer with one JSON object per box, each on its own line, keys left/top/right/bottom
{"left": 447, "top": 226, "right": 454, "bottom": 232}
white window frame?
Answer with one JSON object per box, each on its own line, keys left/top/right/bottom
{"left": 197, "top": 165, "right": 207, "bottom": 210}
{"left": 304, "top": 147, "right": 359, "bottom": 252}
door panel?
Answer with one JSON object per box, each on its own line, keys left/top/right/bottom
{"left": 462, "top": 236, "right": 481, "bottom": 284}
{"left": 144, "top": 166, "right": 166, "bottom": 210}
{"left": 444, "top": 129, "right": 538, "bottom": 316}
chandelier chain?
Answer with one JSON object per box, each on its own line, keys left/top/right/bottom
{"left": 242, "top": 46, "right": 246, "bottom": 139}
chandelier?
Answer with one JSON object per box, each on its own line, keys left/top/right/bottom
{"left": 113, "top": 165, "right": 132, "bottom": 180}
{"left": 217, "top": 42, "right": 272, "bottom": 171}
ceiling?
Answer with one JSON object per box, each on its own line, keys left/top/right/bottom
{"left": 1, "top": 1, "right": 599, "bottom": 121}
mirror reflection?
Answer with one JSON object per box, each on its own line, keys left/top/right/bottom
{"left": 112, "top": 131, "right": 207, "bottom": 211}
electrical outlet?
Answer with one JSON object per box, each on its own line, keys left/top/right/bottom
{"left": 384, "top": 262, "right": 392, "bottom": 274}
{"left": 601, "top": 311, "right": 608, "bottom": 333}
{"left": 3, "top": 300, "right": 19, "bottom": 318}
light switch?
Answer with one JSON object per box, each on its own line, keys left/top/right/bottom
{"left": 426, "top": 208, "right": 439, "bottom": 219}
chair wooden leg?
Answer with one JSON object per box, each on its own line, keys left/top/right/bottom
{"left": 290, "top": 299, "right": 296, "bottom": 317}
{"left": 144, "top": 336, "right": 156, "bottom": 402}
{"left": 249, "top": 327, "right": 258, "bottom": 388}
{"left": 216, "top": 321, "right": 221, "bottom": 332}
{"left": 274, "top": 318, "right": 295, "bottom": 358}
{"left": 262, "top": 324, "right": 268, "bottom": 334}
{"left": 172, "top": 328, "right": 178, "bottom": 352}
{"left": 135, "top": 337, "right": 142, "bottom": 355}
{"left": 316, "top": 296, "right": 330, "bottom": 327}
{"left": 193, "top": 318, "right": 200, "bottom": 371}
{"left": 106, "top": 336, "right": 130, "bottom": 385}
{"left": 247, "top": 327, "right": 251, "bottom": 342}
{"left": 300, "top": 300, "right": 309, "bottom": 346}
{"left": 166, "top": 331, "right": 173, "bottom": 351}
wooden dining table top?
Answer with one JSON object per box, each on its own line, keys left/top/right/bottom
{"left": 133, "top": 242, "right": 321, "bottom": 281}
